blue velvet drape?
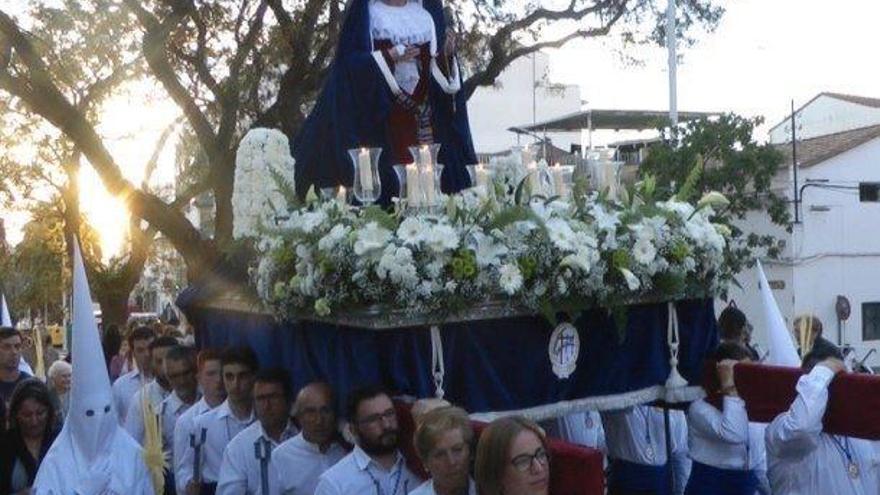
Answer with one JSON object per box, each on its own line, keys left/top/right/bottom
{"left": 177, "top": 290, "right": 718, "bottom": 414}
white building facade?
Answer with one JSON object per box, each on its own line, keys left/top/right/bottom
{"left": 731, "top": 94, "right": 880, "bottom": 368}
{"left": 467, "top": 51, "right": 582, "bottom": 154}
{"left": 768, "top": 92, "right": 880, "bottom": 144}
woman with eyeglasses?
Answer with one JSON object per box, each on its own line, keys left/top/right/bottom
{"left": 0, "top": 379, "right": 60, "bottom": 495}
{"left": 411, "top": 406, "right": 476, "bottom": 495}
{"left": 475, "top": 416, "right": 550, "bottom": 495}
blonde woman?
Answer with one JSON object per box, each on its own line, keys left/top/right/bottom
{"left": 475, "top": 416, "right": 550, "bottom": 495}
{"left": 411, "top": 406, "right": 476, "bottom": 495}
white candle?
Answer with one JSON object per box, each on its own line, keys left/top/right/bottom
{"left": 421, "top": 165, "right": 435, "bottom": 206}
{"left": 336, "top": 186, "right": 346, "bottom": 204}
{"left": 419, "top": 145, "right": 431, "bottom": 167}
{"left": 475, "top": 164, "right": 489, "bottom": 189}
{"left": 406, "top": 164, "right": 421, "bottom": 207}
{"left": 601, "top": 162, "right": 616, "bottom": 199}
{"left": 526, "top": 162, "right": 540, "bottom": 195}
{"left": 358, "top": 148, "right": 373, "bottom": 191}
{"left": 521, "top": 146, "right": 532, "bottom": 167}
{"left": 551, "top": 163, "right": 566, "bottom": 197}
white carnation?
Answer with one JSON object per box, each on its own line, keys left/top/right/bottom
{"left": 396, "top": 217, "right": 426, "bottom": 246}
{"left": 376, "top": 245, "right": 419, "bottom": 288}
{"left": 498, "top": 263, "right": 523, "bottom": 295}
{"left": 633, "top": 237, "right": 657, "bottom": 266}
{"left": 354, "top": 222, "right": 392, "bottom": 255}
{"left": 232, "top": 128, "right": 296, "bottom": 239}
{"left": 424, "top": 224, "right": 459, "bottom": 253}
{"left": 318, "top": 224, "right": 350, "bottom": 251}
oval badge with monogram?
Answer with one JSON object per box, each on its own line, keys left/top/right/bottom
{"left": 549, "top": 322, "right": 580, "bottom": 379}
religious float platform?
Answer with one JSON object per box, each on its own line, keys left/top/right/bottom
{"left": 180, "top": 129, "right": 732, "bottom": 420}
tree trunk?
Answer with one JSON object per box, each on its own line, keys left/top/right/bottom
{"left": 211, "top": 153, "right": 236, "bottom": 246}
{"left": 97, "top": 290, "right": 129, "bottom": 330}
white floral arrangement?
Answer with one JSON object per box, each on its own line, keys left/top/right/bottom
{"left": 249, "top": 164, "right": 734, "bottom": 323}
{"left": 232, "top": 128, "right": 297, "bottom": 239}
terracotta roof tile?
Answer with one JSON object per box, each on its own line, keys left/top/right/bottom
{"left": 775, "top": 123, "right": 880, "bottom": 168}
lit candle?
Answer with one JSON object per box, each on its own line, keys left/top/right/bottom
{"left": 521, "top": 146, "right": 532, "bottom": 167}
{"left": 419, "top": 145, "right": 431, "bottom": 167}
{"left": 551, "top": 163, "right": 566, "bottom": 197}
{"left": 406, "top": 164, "right": 421, "bottom": 207}
{"left": 358, "top": 148, "right": 373, "bottom": 191}
{"left": 475, "top": 164, "right": 489, "bottom": 189}
{"left": 336, "top": 186, "right": 346, "bottom": 204}
{"left": 421, "top": 165, "right": 435, "bottom": 206}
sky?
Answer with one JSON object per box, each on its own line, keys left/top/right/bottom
{"left": 548, "top": 0, "right": 880, "bottom": 140}
{"left": 4, "top": 0, "right": 880, "bottom": 254}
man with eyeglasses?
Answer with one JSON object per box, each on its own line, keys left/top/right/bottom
{"left": 315, "top": 385, "right": 422, "bottom": 495}
{"left": 217, "top": 367, "right": 299, "bottom": 494}
{"left": 151, "top": 345, "right": 200, "bottom": 494}
{"left": 273, "top": 382, "right": 347, "bottom": 494}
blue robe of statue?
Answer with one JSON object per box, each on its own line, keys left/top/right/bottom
{"left": 292, "top": 0, "right": 477, "bottom": 204}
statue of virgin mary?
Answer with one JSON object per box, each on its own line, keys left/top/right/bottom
{"left": 293, "top": 0, "right": 477, "bottom": 203}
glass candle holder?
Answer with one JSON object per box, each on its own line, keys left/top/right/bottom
{"left": 549, "top": 164, "right": 575, "bottom": 199}
{"left": 408, "top": 143, "right": 441, "bottom": 169}
{"left": 589, "top": 159, "right": 623, "bottom": 201}
{"left": 466, "top": 163, "right": 492, "bottom": 190}
{"left": 348, "top": 147, "right": 382, "bottom": 204}
{"left": 393, "top": 163, "right": 421, "bottom": 208}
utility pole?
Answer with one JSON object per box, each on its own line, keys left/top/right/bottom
{"left": 791, "top": 99, "right": 800, "bottom": 223}
{"left": 666, "top": 0, "right": 678, "bottom": 127}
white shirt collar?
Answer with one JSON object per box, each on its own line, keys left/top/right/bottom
{"left": 216, "top": 399, "right": 254, "bottom": 422}
{"left": 259, "top": 420, "right": 299, "bottom": 445}
{"left": 352, "top": 444, "right": 404, "bottom": 472}
{"left": 293, "top": 432, "right": 344, "bottom": 454}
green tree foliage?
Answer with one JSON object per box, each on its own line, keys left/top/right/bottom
{"left": 639, "top": 114, "right": 790, "bottom": 278}
{"left": 0, "top": 197, "right": 102, "bottom": 322}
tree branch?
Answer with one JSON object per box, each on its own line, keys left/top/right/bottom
{"left": 122, "top": 0, "right": 222, "bottom": 164}
{"left": 0, "top": 9, "right": 217, "bottom": 276}
{"left": 462, "top": 0, "right": 628, "bottom": 99}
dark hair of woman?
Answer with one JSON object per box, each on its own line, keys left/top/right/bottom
{"left": 1, "top": 378, "right": 60, "bottom": 494}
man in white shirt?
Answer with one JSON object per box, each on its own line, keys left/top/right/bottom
{"left": 543, "top": 411, "right": 606, "bottom": 453}
{"left": 174, "top": 348, "right": 226, "bottom": 495}
{"left": 315, "top": 385, "right": 422, "bottom": 495}
{"left": 684, "top": 342, "right": 765, "bottom": 495}
{"left": 273, "top": 382, "right": 348, "bottom": 495}
{"left": 181, "top": 346, "right": 258, "bottom": 495}
{"left": 217, "top": 368, "right": 300, "bottom": 494}
{"left": 766, "top": 347, "right": 880, "bottom": 495}
{"left": 125, "top": 335, "right": 178, "bottom": 443}
{"left": 111, "top": 326, "right": 155, "bottom": 423}
{"left": 601, "top": 405, "right": 691, "bottom": 495}
{"left": 154, "top": 345, "right": 201, "bottom": 494}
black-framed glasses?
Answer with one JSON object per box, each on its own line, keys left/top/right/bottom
{"left": 510, "top": 448, "right": 549, "bottom": 472}
{"left": 357, "top": 408, "right": 397, "bottom": 426}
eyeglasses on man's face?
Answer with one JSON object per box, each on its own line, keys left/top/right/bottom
{"left": 357, "top": 408, "right": 397, "bottom": 427}
{"left": 510, "top": 447, "right": 549, "bottom": 472}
